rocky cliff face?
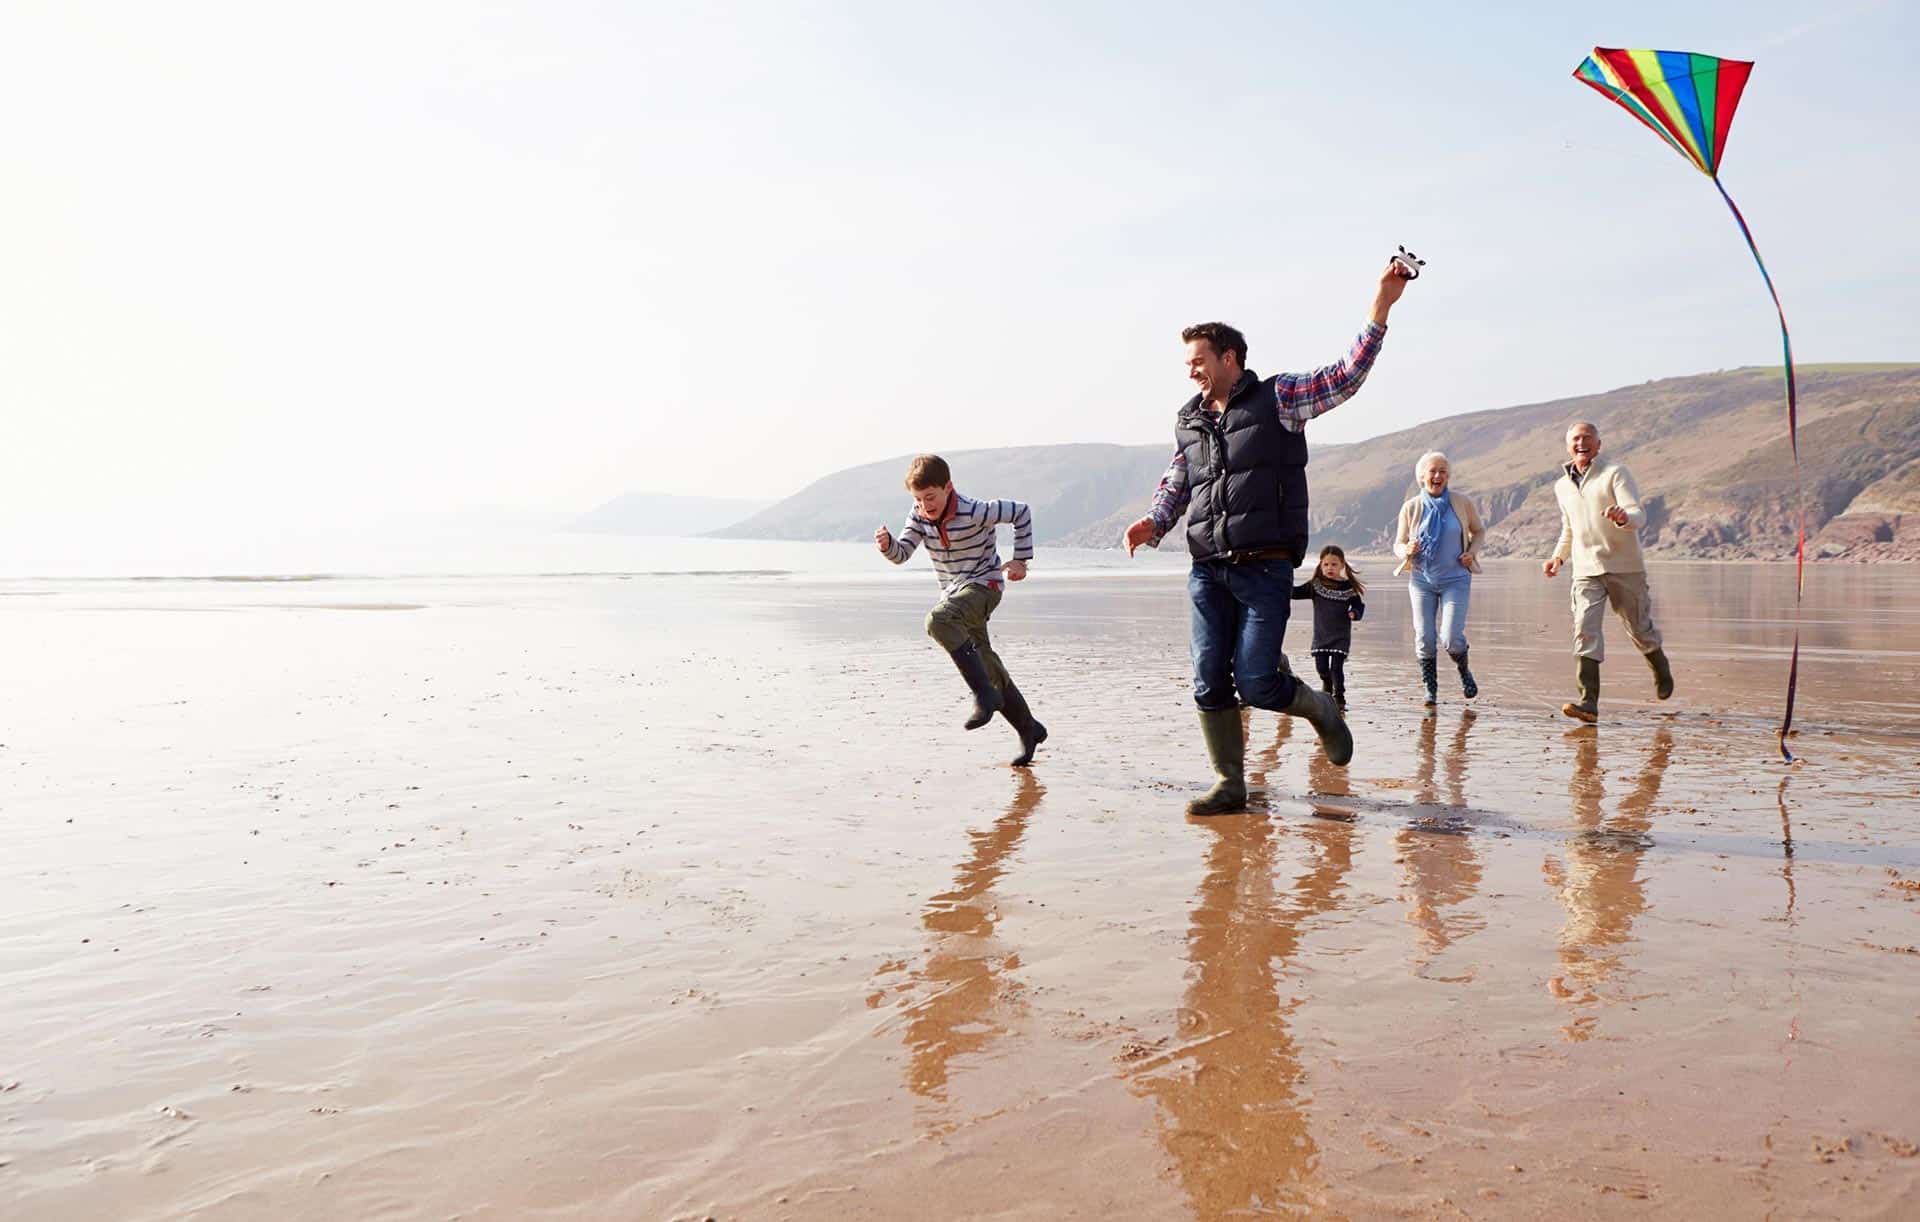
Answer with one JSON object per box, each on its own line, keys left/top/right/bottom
{"left": 1809, "top": 456, "right": 1920, "bottom": 562}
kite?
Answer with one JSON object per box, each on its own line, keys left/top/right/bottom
{"left": 1572, "top": 47, "right": 1803, "bottom": 763}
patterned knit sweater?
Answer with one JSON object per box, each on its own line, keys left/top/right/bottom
{"left": 1291, "top": 576, "right": 1365, "bottom": 654}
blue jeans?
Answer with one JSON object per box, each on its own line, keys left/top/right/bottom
{"left": 1188, "top": 558, "right": 1301, "bottom": 712}
{"left": 1408, "top": 572, "right": 1471, "bottom": 659}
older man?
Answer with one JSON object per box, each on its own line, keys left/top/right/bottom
{"left": 1124, "top": 260, "right": 1415, "bottom": 814}
{"left": 1542, "top": 420, "right": 1675, "bottom": 722}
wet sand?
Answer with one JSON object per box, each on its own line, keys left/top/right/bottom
{"left": 4, "top": 560, "right": 1919, "bottom": 1219}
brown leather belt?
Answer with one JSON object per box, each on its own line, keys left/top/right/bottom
{"left": 1218, "top": 547, "right": 1296, "bottom": 566}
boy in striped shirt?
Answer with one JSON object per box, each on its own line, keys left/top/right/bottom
{"left": 875, "top": 454, "right": 1047, "bottom": 767}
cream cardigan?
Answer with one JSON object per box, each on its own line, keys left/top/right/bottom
{"left": 1392, "top": 489, "right": 1486, "bottom": 577}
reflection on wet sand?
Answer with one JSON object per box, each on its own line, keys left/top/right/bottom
{"left": 1299, "top": 709, "right": 1359, "bottom": 820}
{"left": 11, "top": 564, "right": 1920, "bottom": 1221}
{"left": 1131, "top": 715, "right": 1357, "bottom": 1219}
{"left": 1250, "top": 707, "right": 1290, "bottom": 804}
{"left": 1257, "top": 703, "right": 1358, "bottom": 823}
{"left": 1399, "top": 712, "right": 1484, "bottom": 975}
{"left": 880, "top": 770, "right": 1044, "bottom": 1102}
{"left": 1777, "top": 774, "right": 1797, "bottom": 919}
{"left": 1543, "top": 726, "right": 1674, "bottom": 1040}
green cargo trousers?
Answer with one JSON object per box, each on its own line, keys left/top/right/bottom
{"left": 925, "top": 582, "right": 1012, "bottom": 694}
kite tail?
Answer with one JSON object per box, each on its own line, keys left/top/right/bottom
{"left": 1714, "top": 175, "right": 1803, "bottom": 763}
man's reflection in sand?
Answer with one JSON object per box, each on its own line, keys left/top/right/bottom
{"left": 1131, "top": 713, "right": 1357, "bottom": 1218}
{"left": 884, "top": 769, "right": 1044, "bottom": 1102}
{"left": 1543, "top": 726, "right": 1673, "bottom": 1040}
{"left": 1300, "top": 709, "right": 1358, "bottom": 818}
{"left": 1260, "top": 701, "right": 1355, "bottom": 822}
{"left": 1399, "top": 712, "right": 1484, "bottom": 974}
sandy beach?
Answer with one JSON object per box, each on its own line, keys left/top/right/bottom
{"left": 4, "top": 557, "right": 1919, "bottom": 1219}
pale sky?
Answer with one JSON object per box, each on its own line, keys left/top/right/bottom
{"left": 3, "top": 0, "right": 1914, "bottom": 555}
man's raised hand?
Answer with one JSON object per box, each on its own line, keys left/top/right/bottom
{"left": 1123, "top": 516, "right": 1156, "bottom": 557}
{"left": 1370, "top": 258, "right": 1414, "bottom": 325}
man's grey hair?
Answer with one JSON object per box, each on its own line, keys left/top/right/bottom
{"left": 1566, "top": 419, "right": 1600, "bottom": 439}
{"left": 1415, "top": 450, "right": 1450, "bottom": 480}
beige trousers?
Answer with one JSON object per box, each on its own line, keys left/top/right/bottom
{"left": 1571, "top": 571, "right": 1662, "bottom": 662}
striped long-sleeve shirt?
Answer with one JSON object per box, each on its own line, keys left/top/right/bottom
{"left": 1147, "top": 320, "right": 1386, "bottom": 543}
{"left": 884, "top": 490, "right": 1034, "bottom": 595}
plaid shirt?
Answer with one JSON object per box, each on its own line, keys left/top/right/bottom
{"left": 1146, "top": 321, "right": 1386, "bottom": 543}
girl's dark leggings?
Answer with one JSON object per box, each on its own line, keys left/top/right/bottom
{"left": 1313, "top": 652, "right": 1346, "bottom": 692}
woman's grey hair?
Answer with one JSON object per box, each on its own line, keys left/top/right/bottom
{"left": 1415, "top": 451, "right": 1450, "bottom": 481}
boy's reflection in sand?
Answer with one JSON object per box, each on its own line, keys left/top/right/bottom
{"left": 1543, "top": 726, "right": 1673, "bottom": 1040}
{"left": 1399, "top": 711, "right": 1484, "bottom": 976}
{"left": 1130, "top": 714, "right": 1356, "bottom": 1218}
{"left": 883, "top": 769, "right": 1044, "bottom": 1103}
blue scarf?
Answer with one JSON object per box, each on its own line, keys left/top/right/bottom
{"left": 1413, "top": 489, "right": 1455, "bottom": 561}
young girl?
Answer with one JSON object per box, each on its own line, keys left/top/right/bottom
{"left": 1292, "top": 546, "right": 1366, "bottom": 705}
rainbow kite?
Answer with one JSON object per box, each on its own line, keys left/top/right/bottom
{"left": 1573, "top": 47, "right": 1803, "bottom": 763}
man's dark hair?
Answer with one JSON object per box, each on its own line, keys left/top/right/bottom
{"left": 1181, "top": 321, "right": 1247, "bottom": 367}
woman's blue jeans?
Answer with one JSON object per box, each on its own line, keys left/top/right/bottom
{"left": 1408, "top": 572, "right": 1471, "bottom": 659}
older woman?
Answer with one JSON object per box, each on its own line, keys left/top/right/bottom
{"left": 1392, "top": 451, "right": 1486, "bottom": 704}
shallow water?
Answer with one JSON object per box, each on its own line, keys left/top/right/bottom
{"left": 3, "top": 559, "right": 1917, "bottom": 1219}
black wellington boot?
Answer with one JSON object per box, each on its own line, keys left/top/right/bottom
{"left": 1418, "top": 655, "right": 1439, "bottom": 706}
{"left": 1562, "top": 656, "right": 1601, "bottom": 723}
{"left": 1000, "top": 681, "right": 1048, "bottom": 767}
{"left": 1646, "top": 648, "right": 1675, "bottom": 701}
{"left": 947, "top": 641, "right": 1004, "bottom": 730}
{"left": 1450, "top": 648, "right": 1479, "bottom": 699}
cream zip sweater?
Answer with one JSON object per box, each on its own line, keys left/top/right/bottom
{"left": 1551, "top": 459, "right": 1647, "bottom": 576}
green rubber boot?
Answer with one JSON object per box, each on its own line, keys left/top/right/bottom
{"left": 1562, "top": 656, "right": 1601, "bottom": 723}
{"left": 1186, "top": 708, "right": 1248, "bottom": 816}
{"left": 1285, "top": 676, "right": 1354, "bottom": 766}
{"left": 1646, "top": 648, "right": 1674, "bottom": 701}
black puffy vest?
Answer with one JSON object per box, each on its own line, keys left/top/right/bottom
{"left": 1176, "top": 370, "right": 1309, "bottom": 563}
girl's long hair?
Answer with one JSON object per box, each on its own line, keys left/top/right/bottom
{"left": 1318, "top": 544, "right": 1364, "bottom": 597}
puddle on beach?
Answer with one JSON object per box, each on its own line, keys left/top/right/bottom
{"left": 3, "top": 561, "right": 1918, "bottom": 1219}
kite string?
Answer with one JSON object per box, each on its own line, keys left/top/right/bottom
{"left": 1712, "top": 175, "right": 1805, "bottom": 763}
